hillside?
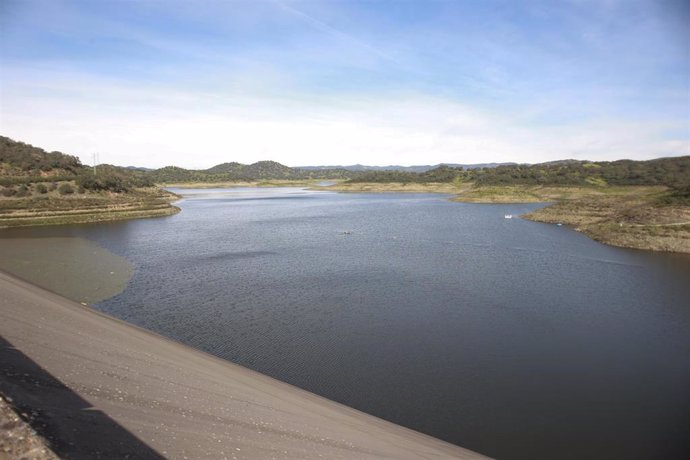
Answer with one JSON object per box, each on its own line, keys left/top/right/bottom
{"left": 3, "top": 136, "right": 688, "bottom": 251}
{"left": 0, "top": 137, "right": 179, "bottom": 227}
{"left": 472, "top": 157, "right": 689, "bottom": 187}
{"left": 299, "top": 162, "right": 516, "bottom": 173}
{"left": 147, "top": 161, "right": 356, "bottom": 184}
{"left": 329, "top": 157, "right": 690, "bottom": 253}
{"left": 0, "top": 136, "right": 81, "bottom": 176}
{"left": 348, "top": 157, "right": 690, "bottom": 189}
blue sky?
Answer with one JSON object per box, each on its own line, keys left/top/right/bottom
{"left": 1, "top": 0, "right": 688, "bottom": 168}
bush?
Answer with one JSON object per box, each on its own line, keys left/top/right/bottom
{"left": 36, "top": 183, "right": 48, "bottom": 194}
{"left": 49, "top": 182, "right": 58, "bottom": 191}
{"left": 77, "top": 172, "right": 127, "bottom": 192}
{"left": 78, "top": 185, "right": 86, "bottom": 194}
{"left": 15, "top": 184, "right": 30, "bottom": 197}
{"left": 58, "top": 183, "right": 74, "bottom": 195}
{"left": 1, "top": 186, "right": 16, "bottom": 197}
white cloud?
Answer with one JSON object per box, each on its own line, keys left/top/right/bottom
{"left": 1, "top": 66, "right": 687, "bottom": 168}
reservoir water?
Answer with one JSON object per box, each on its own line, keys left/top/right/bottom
{"left": 2, "top": 187, "right": 689, "bottom": 459}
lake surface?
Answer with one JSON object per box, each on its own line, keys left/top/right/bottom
{"left": 2, "top": 187, "right": 689, "bottom": 459}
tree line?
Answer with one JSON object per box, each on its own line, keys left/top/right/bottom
{"left": 349, "top": 157, "right": 690, "bottom": 189}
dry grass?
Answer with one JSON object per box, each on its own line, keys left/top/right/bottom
{"left": 452, "top": 184, "right": 667, "bottom": 203}
{"left": 522, "top": 188, "right": 690, "bottom": 253}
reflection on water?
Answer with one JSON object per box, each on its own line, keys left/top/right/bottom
{"left": 2, "top": 187, "right": 689, "bottom": 460}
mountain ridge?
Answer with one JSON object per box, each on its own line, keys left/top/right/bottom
{"left": 298, "top": 163, "right": 517, "bottom": 173}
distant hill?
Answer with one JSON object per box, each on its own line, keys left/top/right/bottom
{"left": 148, "top": 161, "right": 356, "bottom": 183}
{"left": 473, "top": 157, "right": 690, "bottom": 187}
{"left": 299, "top": 163, "right": 517, "bottom": 173}
{"left": 349, "top": 157, "right": 690, "bottom": 189}
{"left": 4, "top": 135, "right": 687, "bottom": 190}
{"left": 125, "top": 166, "right": 154, "bottom": 172}
{"left": 205, "top": 160, "right": 294, "bottom": 178}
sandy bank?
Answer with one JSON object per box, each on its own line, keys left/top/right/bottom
{"left": 0, "top": 271, "right": 488, "bottom": 459}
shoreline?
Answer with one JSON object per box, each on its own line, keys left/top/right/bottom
{"left": 0, "top": 270, "right": 488, "bottom": 459}
{"left": 318, "top": 182, "right": 690, "bottom": 254}
{"left": 0, "top": 205, "right": 180, "bottom": 228}
{"left": 311, "top": 181, "right": 469, "bottom": 194}
{"left": 522, "top": 202, "right": 690, "bottom": 254}
{"left": 163, "top": 180, "right": 327, "bottom": 189}
{"left": 3, "top": 181, "right": 687, "bottom": 253}
{"left": 0, "top": 188, "right": 180, "bottom": 229}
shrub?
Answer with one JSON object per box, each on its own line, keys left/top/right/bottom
{"left": 58, "top": 183, "right": 74, "bottom": 195}
{"left": 76, "top": 170, "right": 143, "bottom": 193}
{"left": 1, "top": 186, "right": 16, "bottom": 197}
{"left": 15, "top": 184, "right": 30, "bottom": 197}
{"left": 78, "top": 185, "right": 86, "bottom": 194}
{"left": 49, "top": 182, "right": 58, "bottom": 191}
{"left": 36, "top": 183, "right": 48, "bottom": 194}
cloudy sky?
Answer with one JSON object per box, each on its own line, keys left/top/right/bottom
{"left": 1, "top": 0, "right": 688, "bottom": 168}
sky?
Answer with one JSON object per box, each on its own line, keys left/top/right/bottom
{"left": 1, "top": 0, "right": 688, "bottom": 168}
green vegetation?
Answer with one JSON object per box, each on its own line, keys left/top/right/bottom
{"left": 0, "top": 136, "right": 81, "bottom": 173}
{"left": 348, "top": 157, "right": 689, "bottom": 189}
{"left": 1, "top": 187, "right": 16, "bottom": 197}
{"left": 58, "top": 183, "right": 74, "bottom": 195}
{"left": 147, "top": 161, "right": 356, "bottom": 184}
{"left": 2, "top": 134, "right": 688, "bottom": 251}
{"left": 339, "top": 158, "right": 690, "bottom": 253}
{"left": 76, "top": 165, "right": 153, "bottom": 192}
{"left": 16, "top": 185, "right": 30, "bottom": 197}
{"left": 0, "top": 187, "right": 179, "bottom": 228}
{"left": 0, "top": 136, "right": 179, "bottom": 227}
{"left": 348, "top": 165, "right": 465, "bottom": 184}
{"left": 656, "top": 184, "right": 690, "bottom": 206}
{"left": 471, "top": 158, "right": 689, "bottom": 188}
